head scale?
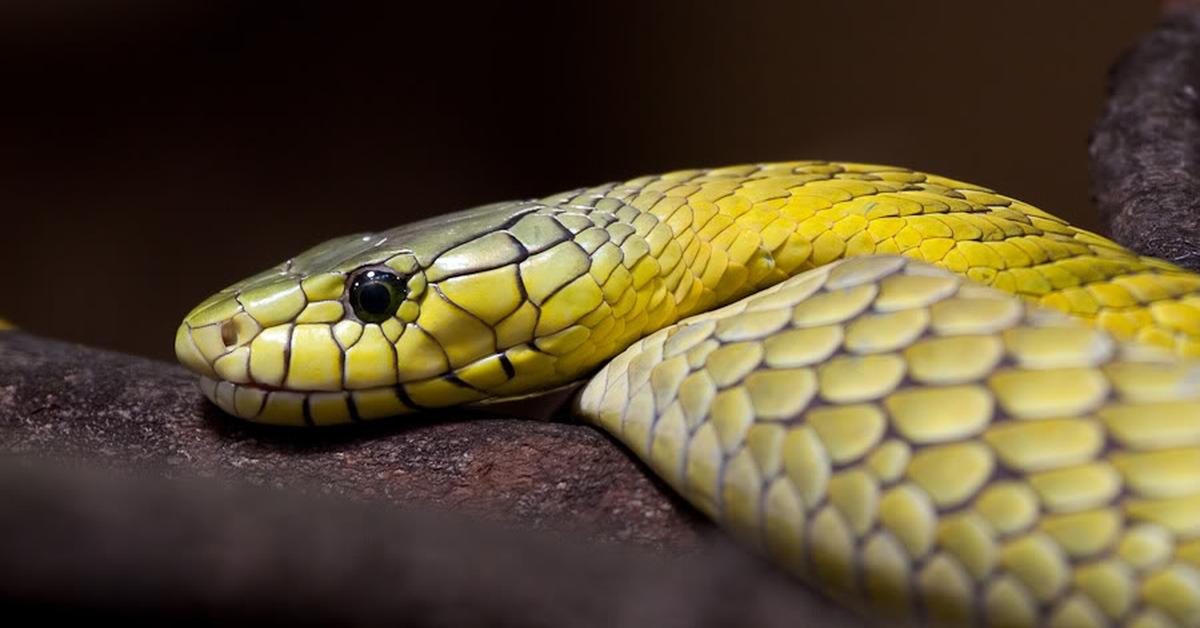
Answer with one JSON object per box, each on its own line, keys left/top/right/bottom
{"left": 176, "top": 200, "right": 603, "bottom": 426}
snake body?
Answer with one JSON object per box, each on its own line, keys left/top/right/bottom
{"left": 176, "top": 162, "right": 1200, "bottom": 626}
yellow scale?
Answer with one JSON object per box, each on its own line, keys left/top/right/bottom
{"left": 176, "top": 162, "right": 1200, "bottom": 627}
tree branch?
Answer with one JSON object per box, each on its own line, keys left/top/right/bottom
{"left": 1089, "top": 8, "right": 1200, "bottom": 271}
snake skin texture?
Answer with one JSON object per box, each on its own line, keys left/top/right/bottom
{"left": 580, "top": 255, "right": 1200, "bottom": 626}
{"left": 175, "top": 162, "right": 1200, "bottom": 626}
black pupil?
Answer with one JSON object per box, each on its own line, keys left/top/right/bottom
{"left": 350, "top": 270, "right": 406, "bottom": 322}
{"left": 358, "top": 282, "right": 392, "bottom": 314}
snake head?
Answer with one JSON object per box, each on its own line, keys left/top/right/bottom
{"left": 174, "top": 230, "right": 430, "bottom": 425}
{"left": 175, "top": 201, "right": 598, "bottom": 425}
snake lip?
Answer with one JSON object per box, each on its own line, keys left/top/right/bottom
{"left": 197, "top": 375, "right": 424, "bottom": 425}
{"left": 207, "top": 378, "right": 277, "bottom": 392}
{"left": 198, "top": 375, "right": 324, "bottom": 396}
{"left": 197, "top": 376, "right": 304, "bottom": 423}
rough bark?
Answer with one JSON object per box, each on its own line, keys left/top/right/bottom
{"left": 0, "top": 459, "right": 861, "bottom": 628}
{"left": 0, "top": 331, "right": 706, "bottom": 548}
{"left": 0, "top": 331, "right": 856, "bottom": 626}
{"left": 1089, "top": 7, "right": 1200, "bottom": 271}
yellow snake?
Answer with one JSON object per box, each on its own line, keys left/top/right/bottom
{"left": 175, "top": 161, "right": 1200, "bottom": 627}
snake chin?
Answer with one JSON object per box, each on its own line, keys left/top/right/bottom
{"left": 195, "top": 374, "right": 441, "bottom": 427}
{"left": 197, "top": 376, "right": 278, "bottom": 422}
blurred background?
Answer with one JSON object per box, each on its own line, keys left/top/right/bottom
{"left": 0, "top": 1, "right": 1158, "bottom": 360}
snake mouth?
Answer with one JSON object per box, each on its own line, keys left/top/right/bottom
{"left": 198, "top": 376, "right": 423, "bottom": 426}
{"left": 177, "top": 315, "right": 434, "bottom": 426}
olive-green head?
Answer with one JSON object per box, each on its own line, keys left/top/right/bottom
{"left": 175, "top": 200, "right": 599, "bottom": 425}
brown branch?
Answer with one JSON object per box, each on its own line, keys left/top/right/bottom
{"left": 0, "top": 331, "right": 856, "bottom": 626}
{"left": 1089, "top": 7, "right": 1200, "bottom": 271}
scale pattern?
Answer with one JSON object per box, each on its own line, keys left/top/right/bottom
{"left": 178, "top": 162, "right": 1200, "bottom": 427}
{"left": 175, "top": 162, "right": 1200, "bottom": 626}
{"left": 562, "top": 161, "right": 1200, "bottom": 356}
{"left": 578, "top": 255, "right": 1200, "bottom": 627}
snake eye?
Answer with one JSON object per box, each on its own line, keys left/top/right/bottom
{"left": 349, "top": 270, "right": 408, "bottom": 324}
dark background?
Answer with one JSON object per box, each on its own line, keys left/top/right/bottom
{"left": 0, "top": 1, "right": 1158, "bottom": 361}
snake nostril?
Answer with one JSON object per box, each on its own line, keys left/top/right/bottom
{"left": 220, "top": 320, "right": 238, "bottom": 348}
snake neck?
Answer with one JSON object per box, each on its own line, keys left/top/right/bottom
{"left": 523, "top": 161, "right": 1200, "bottom": 392}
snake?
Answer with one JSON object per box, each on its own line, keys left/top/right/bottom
{"left": 175, "top": 161, "right": 1200, "bottom": 627}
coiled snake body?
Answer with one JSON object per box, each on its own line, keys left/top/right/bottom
{"left": 176, "top": 162, "right": 1200, "bottom": 627}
